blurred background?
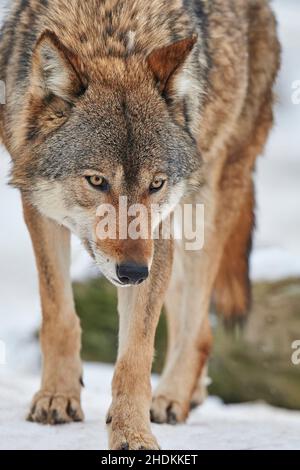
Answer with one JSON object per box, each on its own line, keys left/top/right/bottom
{"left": 0, "top": 0, "right": 300, "bottom": 450}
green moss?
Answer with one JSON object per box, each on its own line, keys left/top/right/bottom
{"left": 73, "top": 276, "right": 300, "bottom": 409}
{"left": 73, "top": 277, "right": 167, "bottom": 373}
{"left": 209, "top": 278, "right": 300, "bottom": 409}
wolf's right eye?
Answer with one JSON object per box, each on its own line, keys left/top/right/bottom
{"left": 86, "top": 175, "right": 109, "bottom": 192}
{"left": 149, "top": 176, "right": 166, "bottom": 194}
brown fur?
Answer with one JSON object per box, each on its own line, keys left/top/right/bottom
{"left": 214, "top": 182, "right": 254, "bottom": 322}
{"left": 0, "top": 0, "right": 280, "bottom": 450}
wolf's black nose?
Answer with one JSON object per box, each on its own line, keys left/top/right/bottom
{"left": 117, "top": 263, "right": 149, "bottom": 285}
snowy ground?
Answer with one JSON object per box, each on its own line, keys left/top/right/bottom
{"left": 0, "top": 0, "right": 300, "bottom": 450}
{"left": 2, "top": 364, "right": 300, "bottom": 451}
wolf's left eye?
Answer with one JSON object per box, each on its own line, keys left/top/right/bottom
{"left": 86, "top": 175, "right": 109, "bottom": 192}
{"left": 150, "top": 176, "right": 166, "bottom": 194}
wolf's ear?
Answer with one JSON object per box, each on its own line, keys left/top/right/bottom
{"left": 147, "top": 35, "right": 197, "bottom": 95}
{"left": 30, "top": 30, "right": 87, "bottom": 102}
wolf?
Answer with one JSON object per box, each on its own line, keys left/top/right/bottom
{"left": 0, "top": 0, "right": 280, "bottom": 450}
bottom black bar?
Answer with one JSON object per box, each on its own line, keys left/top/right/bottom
{"left": 0, "top": 450, "right": 298, "bottom": 466}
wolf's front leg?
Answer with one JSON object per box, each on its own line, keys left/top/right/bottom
{"left": 107, "top": 239, "right": 173, "bottom": 450}
{"left": 23, "top": 199, "right": 83, "bottom": 425}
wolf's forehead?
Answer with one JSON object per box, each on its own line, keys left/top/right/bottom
{"left": 35, "top": 90, "right": 175, "bottom": 180}
{"left": 69, "top": 101, "right": 169, "bottom": 166}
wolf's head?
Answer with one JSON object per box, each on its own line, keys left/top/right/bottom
{"left": 12, "top": 31, "right": 202, "bottom": 286}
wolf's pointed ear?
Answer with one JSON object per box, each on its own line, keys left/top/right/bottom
{"left": 147, "top": 35, "right": 197, "bottom": 95}
{"left": 30, "top": 30, "right": 87, "bottom": 102}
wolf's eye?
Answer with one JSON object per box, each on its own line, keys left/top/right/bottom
{"left": 86, "top": 175, "right": 109, "bottom": 192}
{"left": 150, "top": 177, "right": 166, "bottom": 194}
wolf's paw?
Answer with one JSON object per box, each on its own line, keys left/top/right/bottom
{"left": 107, "top": 411, "right": 160, "bottom": 450}
{"left": 109, "top": 426, "right": 160, "bottom": 450}
{"left": 27, "top": 391, "right": 84, "bottom": 425}
{"left": 150, "top": 395, "right": 189, "bottom": 425}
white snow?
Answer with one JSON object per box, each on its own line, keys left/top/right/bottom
{"left": 0, "top": 0, "right": 300, "bottom": 450}
{"left": 1, "top": 364, "right": 300, "bottom": 451}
